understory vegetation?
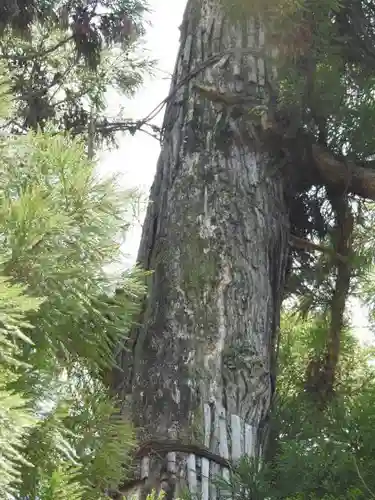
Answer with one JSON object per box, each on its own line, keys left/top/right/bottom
{"left": 222, "top": 316, "right": 375, "bottom": 499}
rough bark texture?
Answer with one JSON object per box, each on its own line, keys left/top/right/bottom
{"left": 114, "top": 1, "right": 290, "bottom": 497}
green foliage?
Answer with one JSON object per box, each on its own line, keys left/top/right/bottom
{"left": 36, "top": 465, "right": 88, "bottom": 500}
{"left": 277, "top": 314, "right": 361, "bottom": 396}
{"left": 0, "top": 0, "right": 149, "bottom": 68}
{"left": 0, "top": 369, "right": 35, "bottom": 498}
{"left": 0, "top": 69, "right": 145, "bottom": 497}
{"left": 18, "top": 377, "right": 137, "bottom": 499}
{"left": 219, "top": 314, "right": 375, "bottom": 499}
{"left": 0, "top": 0, "right": 154, "bottom": 150}
{"left": 0, "top": 1, "right": 152, "bottom": 495}
{"left": 0, "top": 128, "right": 145, "bottom": 373}
{"left": 64, "top": 378, "right": 136, "bottom": 497}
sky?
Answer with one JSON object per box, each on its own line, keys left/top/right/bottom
{"left": 98, "top": 0, "right": 373, "bottom": 345}
{"left": 99, "top": 0, "right": 186, "bottom": 267}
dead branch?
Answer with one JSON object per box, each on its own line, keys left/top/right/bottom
{"left": 289, "top": 234, "right": 347, "bottom": 263}
{"left": 135, "top": 439, "right": 230, "bottom": 468}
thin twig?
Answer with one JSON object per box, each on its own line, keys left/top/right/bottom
{"left": 353, "top": 455, "right": 375, "bottom": 498}
{"left": 137, "top": 47, "right": 266, "bottom": 130}
{"left": 289, "top": 234, "right": 347, "bottom": 263}
{"left": 0, "top": 36, "right": 73, "bottom": 61}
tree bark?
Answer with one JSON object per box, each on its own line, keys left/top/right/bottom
{"left": 113, "top": 1, "right": 290, "bottom": 498}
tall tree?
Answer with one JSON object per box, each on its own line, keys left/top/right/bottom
{"left": 0, "top": 0, "right": 153, "bottom": 153}
{"left": 112, "top": 1, "right": 290, "bottom": 498}
{"left": 111, "top": 0, "right": 375, "bottom": 498}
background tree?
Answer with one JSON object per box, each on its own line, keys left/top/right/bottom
{"left": 0, "top": 0, "right": 155, "bottom": 153}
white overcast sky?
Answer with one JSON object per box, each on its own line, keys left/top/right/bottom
{"left": 99, "top": 0, "right": 186, "bottom": 266}
{"left": 98, "top": 0, "right": 373, "bottom": 344}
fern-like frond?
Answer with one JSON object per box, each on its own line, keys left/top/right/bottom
{"left": 0, "top": 367, "right": 35, "bottom": 498}
{"left": 37, "top": 464, "right": 88, "bottom": 500}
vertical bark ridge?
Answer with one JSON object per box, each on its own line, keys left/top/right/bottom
{"left": 114, "top": 0, "right": 290, "bottom": 497}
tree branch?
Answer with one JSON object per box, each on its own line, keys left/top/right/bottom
{"left": 134, "top": 439, "right": 230, "bottom": 468}
{"left": 312, "top": 144, "right": 375, "bottom": 201}
{"left": 0, "top": 36, "right": 73, "bottom": 61}
{"left": 289, "top": 234, "right": 347, "bottom": 263}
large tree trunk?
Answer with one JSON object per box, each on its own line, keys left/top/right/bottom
{"left": 113, "top": 1, "right": 290, "bottom": 498}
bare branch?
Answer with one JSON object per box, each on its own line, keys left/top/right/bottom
{"left": 353, "top": 455, "right": 375, "bottom": 498}
{"left": 289, "top": 234, "right": 347, "bottom": 263}
{"left": 312, "top": 144, "right": 375, "bottom": 201}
